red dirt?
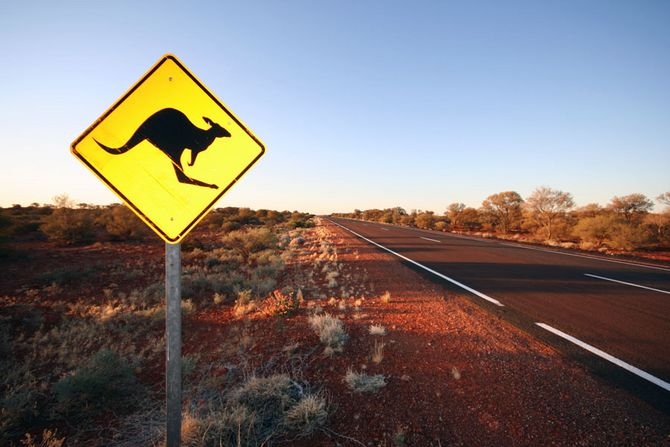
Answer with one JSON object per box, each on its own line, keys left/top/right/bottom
{"left": 182, "top": 220, "right": 669, "bottom": 445}
{"left": 4, "top": 222, "right": 669, "bottom": 445}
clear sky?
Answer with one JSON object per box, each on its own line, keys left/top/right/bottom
{"left": 1, "top": 1, "right": 668, "bottom": 214}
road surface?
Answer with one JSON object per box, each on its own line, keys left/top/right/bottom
{"left": 328, "top": 217, "right": 670, "bottom": 396}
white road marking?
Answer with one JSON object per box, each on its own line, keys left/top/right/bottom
{"left": 382, "top": 228, "right": 389, "bottom": 231}
{"left": 420, "top": 237, "right": 441, "bottom": 243}
{"left": 584, "top": 273, "right": 670, "bottom": 295}
{"left": 328, "top": 219, "right": 504, "bottom": 307}
{"left": 499, "top": 242, "right": 670, "bottom": 272}
{"left": 536, "top": 323, "right": 670, "bottom": 392}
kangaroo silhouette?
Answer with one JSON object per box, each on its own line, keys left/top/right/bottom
{"left": 94, "top": 108, "right": 231, "bottom": 189}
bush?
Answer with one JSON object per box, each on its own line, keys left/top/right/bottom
{"left": 99, "top": 205, "right": 150, "bottom": 241}
{"left": 41, "top": 208, "right": 96, "bottom": 245}
{"left": 207, "top": 374, "right": 327, "bottom": 446}
{"left": 53, "top": 349, "right": 143, "bottom": 418}
{"left": 284, "top": 394, "right": 328, "bottom": 436}
{"left": 606, "top": 223, "right": 649, "bottom": 251}
{"left": 572, "top": 215, "right": 615, "bottom": 247}
{"left": 263, "top": 289, "right": 299, "bottom": 317}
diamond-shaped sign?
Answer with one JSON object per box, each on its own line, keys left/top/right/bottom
{"left": 71, "top": 54, "right": 265, "bottom": 243}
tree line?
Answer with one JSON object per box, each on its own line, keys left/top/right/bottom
{"left": 333, "top": 188, "right": 670, "bottom": 252}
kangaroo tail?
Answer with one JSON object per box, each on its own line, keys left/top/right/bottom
{"left": 94, "top": 130, "right": 146, "bottom": 155}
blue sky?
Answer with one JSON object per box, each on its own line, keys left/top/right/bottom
{"left": 1, "top": 1, "right": 668, "bottom": 214}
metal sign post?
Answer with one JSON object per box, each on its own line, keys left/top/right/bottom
{"left": 165, "top": 242, "right": 182, "bottom": 447}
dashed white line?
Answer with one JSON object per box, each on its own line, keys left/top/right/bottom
{"left": 420, "top": 237, "right": 441, "bottom": 243}
{"left": 328, "top": 219, "right": 504, "bottom": 307}
{"left": 584, "top": 273, "right": 670, "bottom": 295}
{"left": 536, "top": 323, "right": 670, "bottom": 392}
{"left": 499, "top": 242, "right": 670, "bottom": 272}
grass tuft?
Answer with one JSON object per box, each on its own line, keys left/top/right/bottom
{"left": 344, "top": 369, "right": 387, "bottom": 393}
{"left": 368, "top": 324, "right": 386, "bottom": 336}
{"left": 308, "top": 313, "right": 348, "bottom": 354}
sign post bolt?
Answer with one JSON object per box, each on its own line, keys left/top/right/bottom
{"left": 165, "top": 242, "right": 182, "bottom": 447}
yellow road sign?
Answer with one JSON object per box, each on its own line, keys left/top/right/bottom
{"left": 71, "top": 54, "right": 265, "bottom": 243}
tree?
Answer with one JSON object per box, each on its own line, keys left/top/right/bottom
{"left": 446, "top": 203, "right": 466, "bottom": 230}
{"left": 415, "top": 212, "right": 436, "bottom": 230}
{"left": 480, "top": 191, "right": 523, "bottom": 234}
{"left": 657, "top": 192, "right": 670, "bottom": 208}
{"left": 573, "top": 203, "right": 603, "bottom": 219}
{"left": 607, "top": 193, "right": 653, "bottom": 223}
{"left": 459, "top": 207, "right": 482, "bottom": 231}
{"left": 525, "top": 187, "right": 574, "bottom": 241}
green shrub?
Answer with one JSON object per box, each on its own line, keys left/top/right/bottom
{"left": 53, "top": 349, "right": 143, "bottom": 418}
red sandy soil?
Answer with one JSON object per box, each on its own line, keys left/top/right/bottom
{"left": 4, "top": 222, "right": 669, "bottom": 446}
{"left": 187, "top": 221, "right": 670, "bottom": 446}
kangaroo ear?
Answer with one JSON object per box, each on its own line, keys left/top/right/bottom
{"left": 203, "top": 117, "right": 213, "bottom": 126}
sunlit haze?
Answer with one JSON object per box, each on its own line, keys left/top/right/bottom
{"left": 1, "top": 1, "right": 668, "bottom": 213}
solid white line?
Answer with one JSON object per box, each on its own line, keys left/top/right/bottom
{"left": 584, "top": 273, "right": 670, "bottom": 295}
{"left": 420, "top": 237, "right": 441, "bottom": 243}
{"left": 499, "top": 242, "right": 670, "bottom": 272}
{"left": 536, "top": 323, "right": 670, "bottom": 392}
{"left": 328, "top": 219, "right": 504, "bottom": 307}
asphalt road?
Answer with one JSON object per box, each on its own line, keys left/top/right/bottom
{"left": 328, "top": 217, "right": 670, "bottom": 396}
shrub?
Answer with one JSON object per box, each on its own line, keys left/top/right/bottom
{"left": 208, "top": 374, "right": 327, "bottom": 445}
{"left": 221, "top": 228, "right": 277, "bottom": 264}
{"left": 41, "top": 208, "right": 96, "bottom": 245}
{"left": 53, "top": 349, "right": 143, "bottom": 418}
{"left": 263, "top": 289, "right": 299, "bottom": 317}
{"left": 283, "top": 393, "right": 327, "bottom": 436}
{"left": 99, "top": 205, "right": 150, "bottom": 241}
{"left": 572, "top": 214, "right": 616, "bottom": 247}
{"left": 606, "top": 223, "right": 649, "bottom": 251}
{"left": 234, "top": 290, "right": 256, "bottom": 317}
{"left": 308, "top": 313, "right": 347, "bottom": 354}
{"left": 344, "top": 369, "right": 387, "bottom": 393}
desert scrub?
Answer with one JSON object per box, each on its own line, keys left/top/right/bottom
{"left": 262, "top": 289, "right": 300, "bottom": 317}
{"left": 234, "top": 290, "right": 256, "bottom": 318}
{"left": 308, "top": 313, "right": 348, "bottom": 355}
{"left": 53, "top": 349, "right": 144, "bottom": 418}
{"left": 199, "top": 374, "right": 327, "bottom": 446}
{"left": 344, "top": 369, "right": 387, "bottom": 393}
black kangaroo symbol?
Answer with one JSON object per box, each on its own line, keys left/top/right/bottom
{"left": 94, "top": 108, "right": 231, "bottom": 189}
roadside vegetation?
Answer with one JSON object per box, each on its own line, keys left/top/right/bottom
{"left": 0, "top": 199, "right": 335, "bottom": 445}
{"left": 334, "top": 189, "right": 670, "bottom": 255}
{"left": 1, "top": 199, "right": 399, "bottom": 446}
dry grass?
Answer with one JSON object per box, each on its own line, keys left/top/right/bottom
{"left": 371, "top": 340, "right": 385, "bottom": 364}
{"left": 308, "top": 313, "right": 348, "bottom": 355}
{"left": 380, "top": 291, "right": 392, "bottom": 303}
{"left": 368, "top": 324, "right": 386, "bottom": 336}
{"left": 344, "top": 369, "right": 387, "bottom": 393}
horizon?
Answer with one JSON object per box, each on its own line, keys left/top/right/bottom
{"left": 2, "top": 1, "right": 668, "bottom": 214}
